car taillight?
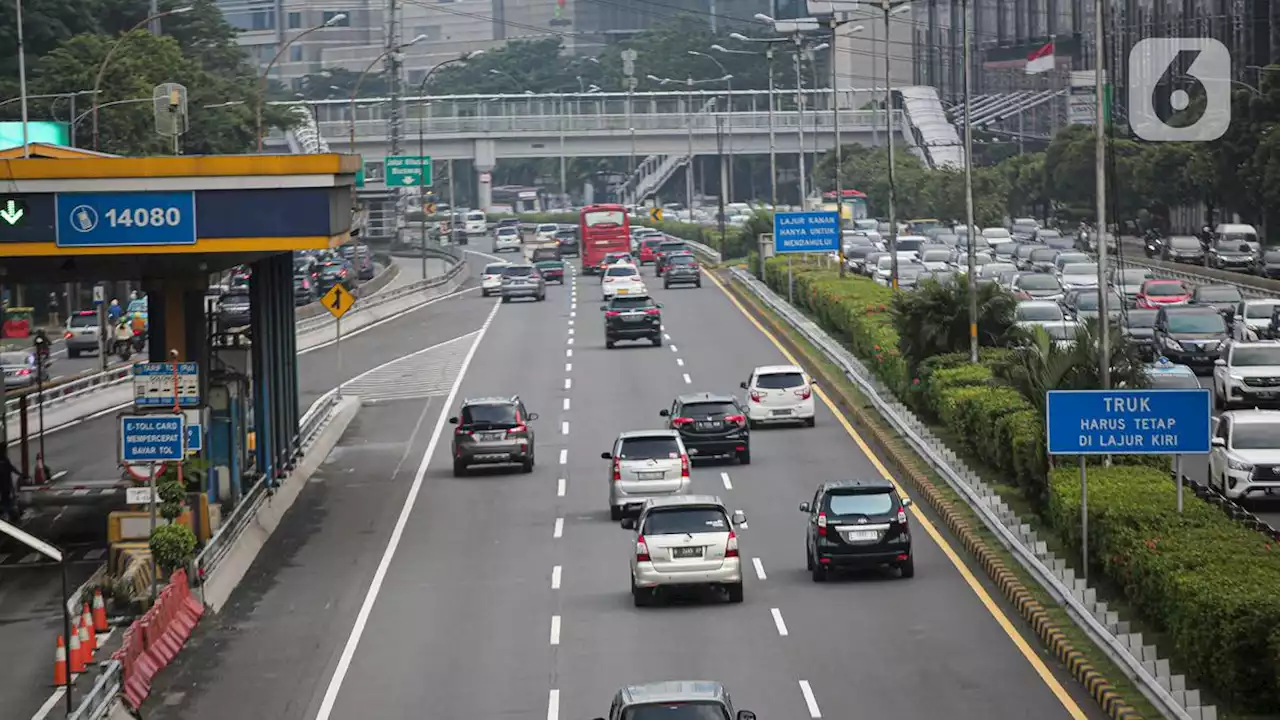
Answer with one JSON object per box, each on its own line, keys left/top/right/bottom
{"left": 725, "top": 414, "right": 746, "bottom": 424}
{"left": 817, "top": 512, "right": 828, "bottom": 536}
{"left": 725, "top": 530, "right": 739, "bottom": 558}
{"left": 1014, "top": 291, "right": 1030, "bottom": 300}
{"left": 797, "top": 386, "right": 812, "bottom": 400}
{"left": 671, "top": 417, "right": 694, "bottom": 427}
{"left": 680, "top": 453, "right": 690, "bottom": 478}
{"left": 636, "top": 535, "right": 651, "bottom": 562}
{"left": 507, "top": 424, "right": 527, "bottom": 435}
{"left": 612, "top": 457, "right": 621, "bottom": 481}
{"left": 64, "top": 331, "right": 73, "bottom": 340}
{"left": 605, "top": 310, "right": 621, "bottom": 318}
{"left": 454, "top": 427, "right": 472, "bottom": 435}
{"left": 749, "top": 391, "right": 763, "bottom": 402}
{"left": 897, "top": 506, "right": 908, "bottom": 524}
{"left": 643, "top": 308, "right": 660, "bottom": 316}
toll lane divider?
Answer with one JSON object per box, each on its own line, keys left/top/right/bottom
{"left": 4, "top": 246, "right": 465, "bottom": 434}
{"left": 111, "top": 569, "right": 203, "bottom": 711}
{"left": 724, "top": 267, "right": 1212, "bottom": 720}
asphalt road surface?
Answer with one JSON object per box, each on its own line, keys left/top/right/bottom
{"left": 140, "top": 238, "right": 1101, "bottom": 720}
{"left": 0, "top": 254, "right": 479, "bottom": 720}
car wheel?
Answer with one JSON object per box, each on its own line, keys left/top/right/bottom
{"left": 452, "top": 458, "right": 467, "bottom": 477}
{"left": 652, "top": 335, "right": 662, "bottom": 347}
{"left": 898, "top": 557, "right": 916, "bottom": 579}
{"left": 726, "top": 582, "right": 744, "bottom": 604}
{"left": 501, "top": 296, "right": 510, "bottom": 303}
{"left": 522, "top": 454, "right": 534, "bottom": 473}
{"left": 811, "top": 559, "right": 827, "bottom": 583}
{"left": 538, "top": 294, "right": 546, "bottom": 301}
{"left": 747, "top": 419, "right": 759, "bottom": 430}
{"left": 806, "top": 544, "right": 815, "bottom": 571}
{"left": 68, "top": 349, "right": 80, "bottom": 359}
{"left": 631, "top": 576, "right": 653, "bottom": 607}
{"left": 664, "top": 281, "right": 671, "bottom": 289}
{"left": 610, "top": 506, "right": 623, "bottom": 521}
{"left": 481, "top": 289, "right": 489, "bottom": 297}
{"left": 695, "top": 279, "right": 702, "bottom": 288}
{"left": 738, "top": 448, "right": 751, "bottom": 465}
{"left": 805, "top": 416, "right": 816, "bottom": 428}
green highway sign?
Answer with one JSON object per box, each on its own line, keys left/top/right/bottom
{"left": 385, "top": 155, "right": 433, "bottom": 187}
{"left": 1, "top": 198, "right": 26, "bottom": 226}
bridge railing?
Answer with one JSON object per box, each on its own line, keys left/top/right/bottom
{"left": 324, "top": 109, "right": 902, "bottom": 139}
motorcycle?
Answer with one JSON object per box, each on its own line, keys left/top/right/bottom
{"left": 1143, "top": 229, "right": 1164, "bottom": 258}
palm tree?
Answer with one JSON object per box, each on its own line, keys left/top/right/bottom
{"left": 890, "top": 275, "right": 1018, "bottom": 370}
{"left": 1002, "top": 319, "right": 1148, "bottom": 415}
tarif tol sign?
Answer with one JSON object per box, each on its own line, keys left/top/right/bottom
{"left": 1045, "top": 389, "right": 1212, "bottom": 455}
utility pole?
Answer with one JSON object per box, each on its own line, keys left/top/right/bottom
{"left": 1094, "top": 0, "right": 1110, "bottom": 388}
{"left": 16, "top": 0, "right": 30, "bottom": 158}
{"left": 963, "top": 0, "right": 978, "bottom": 362}
{"left": 385, "top": 0, "right": 403, "bottom": 157}
{"left": 623, "top": 50, "right": 638, "bottom": 180}
{"left": 830, "top": 20, "right": 845, "bottom": 277}
{"left": 767, "top": 46, "right": 778, "bottom": 208}
{"left": 149, "top": 0, "right": 160, "bottom": 33}
{"left": 882, "top": 0, "right": 899, "bottom": 291}
{"left": 793, "top": 35, "right": 807, "bottom": 208}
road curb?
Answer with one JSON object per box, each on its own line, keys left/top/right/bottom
{"left": 721, "top": 271, "right": 1144, "bottom": 720}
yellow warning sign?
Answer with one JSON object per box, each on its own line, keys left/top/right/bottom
{"left": 649, "top": 207, "right": 664, "bottom": 222}
{"left": 321, "top": 283, "right": 355, "bottom": 319}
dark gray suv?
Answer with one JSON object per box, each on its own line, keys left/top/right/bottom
{"left": 500, "top": 264, "right": 547, "bottom": 302}
{"left": 449, "top": 396, "right": 538, "bottom": 475}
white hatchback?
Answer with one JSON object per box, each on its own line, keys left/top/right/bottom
{"left": 494, "top": 227, "right": 522, "bottom": 253}
{"left": 741, "top": 364, "right": 816, "bottom": 426}
{"left": 602, "top": 263, "right": 646, "bottom": 300}
{"left": 481, "top": 262, "right": 510, "bottom": 296}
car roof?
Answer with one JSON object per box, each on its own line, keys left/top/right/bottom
{"left": 753, "top": 364, "right": 804, "bottom": 375}
{"left": 642, "top": 495, "right": 727, "bottom": 511}
{"left": 1016, "top": 300, "right": 1061, "bottom": 309}
{"left": 1231, "top": 341, "right": 1280, "bottom": 351}
{"left": 461, "top": 396, "right": 518, "bottom": 406}
{"left": 676, "top": 392, "right": 737, "bottom": 404}
{"left": 1223, "top": 409, "right": 1280, "bottom": 424}
{"left": 621, "top": 681, "right": 728, "bottom": 705}
{"left": 819, "top": 477, "right": 897, "bottom": 493}
{"left": 504, "top": 263, "right": 534, "bottom": 269}
{"left": 618, "top": 429, "right": 681, "bottom": 440}
{"left": 1146, "top": 360, "right": 1196, "bottom": 376}
{"left": 1159, "top": 306, "right": 1219, "bottom": 314}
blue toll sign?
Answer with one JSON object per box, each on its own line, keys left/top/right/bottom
{"left": 1045, "top": 389, "right": 1212, "bottom": 456}
{"left": 120, "top": 415, "right": 186, "bottom": 463}
{"left": 773, "top": 211, "right": 840, "bottom": 254}
{"left": 56, "top": 191, "right": 197, "bottom": 247}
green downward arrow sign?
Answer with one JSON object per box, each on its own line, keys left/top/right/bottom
{"left": 0, "top": 199, "right": 23, "bottom": 226}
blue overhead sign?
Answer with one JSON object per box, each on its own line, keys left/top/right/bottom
{"left": 120, "top": 415, "right": 186, "bottom": 462}
{"left": 1045, "top": 389, "right": 1212, "bottom": 455}
{"left": 56, "top": 191, "right": 197, "bottom": 247}
{"left": 773, "top": 211, "right": 840, "bottom": 254}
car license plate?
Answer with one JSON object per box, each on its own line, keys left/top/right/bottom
{"left": 1256, "top": 391, "right": 1277, "bottom": 398}
{"left": 1191, "top": 355, "right": 1208, "bottom": 361}
{"left": 623, "top": 315, "right": 643, "bottom": 322}
{"left": 673, "top": 547, "right": 701, "bottom": 558}
{"left": 770, "top": 409, "right": 790, "bottom": 416}
{"left": 846, "top": 530, "right": 878, "bottom": 542}
{"left": 479, "top": 432, "right": 504, "bottom": 441}
{"left": 696, "top": 421, "right": 722, "bottom": 430}
{"left": 637, "top": 471, "right": 665, "bottom": 480}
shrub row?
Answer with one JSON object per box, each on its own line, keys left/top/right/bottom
{"left": 761, "top": 257, "right": 1280, "bottom": 711}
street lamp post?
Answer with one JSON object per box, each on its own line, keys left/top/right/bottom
{"left": 877, "top": 0, "right": 912, "bottom": 291}
{"left": 347, "top": 34, "right": 428, "bottom": 152}
{"left": 689, "top": 51, "right": 734, "bottom": 202}
{"left": 15, "top": 0, "right": 30, "bottom": 158}
{"left": 722, "top": 36, "right": 784, "bottom": 208}
{"left": 650, "top": 74, "right": 734, "bottom": 216}
{"left": 256, "top": 14, "right": 346, "bottom": 152}
{"left": 419, "top": 52, "right": 483, "bottom": 273}
{"left": 962, "top": 0, "right": 979, "bottom": 362}
{"left": 92, "top": 5, "right": 194, "bottom": 151}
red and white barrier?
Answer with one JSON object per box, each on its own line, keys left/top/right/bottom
{"left": 112, "top": 569, "right": 204, "bottom": 710}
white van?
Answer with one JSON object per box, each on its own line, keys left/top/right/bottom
{"left": 465, "top": 210, "right": 487, "bottom": 236}
{"left": 1215, "top": 223, "right": 1260, "bottom": 254}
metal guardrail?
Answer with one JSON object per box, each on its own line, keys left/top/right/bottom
{"left": 728, "top": 267, "right": 1203, "bottom": 720}
{"left": 3, "top": 365, "right": 133, "bottom": 419}
{"left": 1126, "top": 256, "right": 1276, "bottom": 298}
{"left": 68, "top": 659, "right": 122, "bottom": 720}
{"left": 295, "top": 246, "right": 465, "bottom": 334}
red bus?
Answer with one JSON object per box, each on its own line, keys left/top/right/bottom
{"left": 579, "top": 203, "right": 631, "bottom": 275}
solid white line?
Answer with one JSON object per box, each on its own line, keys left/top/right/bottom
{"left": 550, "top": 615, "right": 562, "bottom": 645}
{"left": 565, "top": 363, "right": 572, "bottom": 372}
{"left": 314, "top": 300, "right": 500, "bottom": 720}
{"left": 557, "top": 478, "right": 566, "bottom": 497}
{"left": 547, "top": 690, "right": 561, "bottom": 720}
{"left": 31, "top": 687, "right": 67, "bottom": 720}
{"left": 559, "top": 449, "right": 568, "bottom": 464}
{"left": 566, "top": 348, "right": 573, "bottom": 358}
{"left": 670, "top": 345, "right": 678, "bottom": 352}
{"left": 720, "top": 471, "right": 733, "bottom": 489}
{"left": 564, "top": 378, "right": 572, "bottom": 390}
{"left": 551, "top": 565, "right": 562, "bottom": 590}
{"left": 562, "top": 421, "right": 569, "bottom": 435}
{"left": 683, "top": 373, "right": 692, "bottom": 384}
{"left": 798, "top": 681, "right": 822, "bottom": 717}
{"left": 563, "top": 397, "right": 570, "bottom": 411}
{"left": 771, "top": 608, "right": 789, "bottom": 636}
{"left": 553, "top": 517, "right": 564, "bottom": 538}
{"left": 676, "top": 358, "right": 684, "bottom": 367}
{"left": 753, "top": 557, "right": 767, "bottom": 580}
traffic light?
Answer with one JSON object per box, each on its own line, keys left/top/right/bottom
{"left": 33, "top": 330, "right": 50, "bottom": 380}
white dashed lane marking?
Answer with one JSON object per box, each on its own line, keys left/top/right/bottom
{"left": 550, "top": 615, "right": 561, "bottom": 645}
{"left": 771, "top": 608, "right": 789, "bottom": 636}
{"left": 564, "top": 378, "right": 572, "bottom": 390}
{"left": 682, "top": 373, "right": 692, "bottom": 384}
{"left": 799, "top": 681, "right": 822, "bottom": 717}
{"left": 563, "top": 398, "right": 570, "bottom": 411}
{"left": 753, "top": 557, "right": 767, "bottom": 580}
{"left": 566, "top": 348, "right": 573, "bottom": 358}
{"left": 547, "top": 690, "right": 561, "bottom": 720}
{"left": 559, "top": 449, "right": 568, "bottom": 464}
{"left": 720, "top": 472, "right": 732, "bottom": 489}
{"left": 676, "top": 358, "right": 684, "bottom": 367}
{"left": 670, "top": 345, "right": 678, "bottom": 352}
{"left": 553, "top": 518, "right": 564, "bottom": 538}
{"left": 565, "top": 363, "right": 572, "bottom": 372}
{"left": 557, "top": 478, "right": 566, "bottom": 497}
{"left": 562, "top": 421, "right": 569, "bottom": 435}
{"left": 551, "top": 565, "right": 562, "bottom": 590}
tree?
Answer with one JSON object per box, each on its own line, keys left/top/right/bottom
{"left": 889, "top": 277, "right": 1017, "bottom": 372}
{"left": 1001, "top": 320, "right": 1148, "bottom": 417}
{"left": 294, "top": 68, "right": 388, "bottom": 101}
{"left": 427, "top": 38, "right": 577, "bottom": 95}
{"left": 996, "top": 152, "right": 1048, "bottom": 218}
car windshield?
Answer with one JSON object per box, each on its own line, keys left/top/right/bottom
{"left": 1232, "top": 423, "right": 1280, "bottom": 450}
{"left": 668, "top": 255, "right": 697, "bottom": 266}
{"left": 497, "top": 228, "right": 518, "bottom": 236}
{"left": 984, "top": 229, "right": 1011, "bottom": 238}
{"left": 1232, "top": 347, "right": 1280, "bottom": 366}
{"left": 484, "top": 264, "right": 508, "bottom": 274}
{"left": 1266, "top": 251, "right": 1280, "bottom": 263}
{"left": 622, "top": 704, "right": 731, "bottom": 720}
{"left": 643, "top": 238, "right": 665, "bottom": 248}
{"left": 502, "top": 266, "right": 534, "bottom": 277}
{"left": 1063, "top": 263, "right": 1099, "bottom": 276}
{"left": 825, "top": 490, "right": 895, "bottom": 516}
{"left": 1214, "top": 240, "right": 1249, "bottom": 252}
{"left": 618, "top": 436, "right": 681, "bottom": 460}
{"left": 755, "top": 371, "right": 805, "bottom": 389}
{"left": 1196, "top": 287, "right": 1242, "bottom": 302}
{"left": 1124, "top": 310, "right": 1158, "bottom": 328}
{"left": 69, "top": 314, "right": 97, "bottom": 328}
{"left": 610, "top": 296, "right": 655, "bottom": 309}
{"left": 681, "top": 401, "right": 739, "bottom": 418}
{"left": 1030, "top": 248, "right": 1057, "bottom": 261}
{"left": 461, "top": 403, "right": 518, "bottom": 426}
{"left": 534, "top": 262, "right": 562, "bottom": 270}
{"left": 1017, "top": 305, "right": 1064, "bottom": 321}
{"left": 921, "top": 250, "right": 951, "bottom": 262}
{"left": 606, "top": 266, "right": 638, "bottom": 277}
{"left": 222, "top": 292, "right": 250, "bottom": 305}
{"left": 537, "top": 224, "right": 557, "bottom": 232}
{"left": 1018, "top": 275, "right": 1061, "bottom": 290}
{"left": 1170, "top": 237, "right": 1201, "bottom": 249}
{"left": 1246, "top": 302, "right": 1280, "bottom": 319}
{"left": 1, "top": 351, "right": 32, "bottom": 365}
{"left": 584, "top": 209, "right": 625, "bottom": 227}
{"left": 320, "top": 264, "right": 344, "bottom": 275}
{"left": 899, "top": 265, "right": 925, "bottom": 279}
{"left": 1147, "top": 371, "right": 1201, "bottom": 388}
{"left": 1146, "top": 282, "right": 1186, "bottom": 297}
{"left": 982, "top": 263, "right": 1016, "bottom": 276}
{"left": 467, "top": 212, "right": 485, "bottom": 221}
{"left": 1115, "top": 269, "right": 1150, "bottom": 283}
{"left": 641, "top": 508, "right": 730, "bottom": 536}
{"left": 897, "top": 239, "right": 924, "bottom": 252}
{"left": 1166, "top": 313, "right": 1226, "bottom": 333}
{"left": 659, "top": 243, "right": 687, "bottom": 254}
{"left": 556, "top": 231, "right": 576, "bottom": 239}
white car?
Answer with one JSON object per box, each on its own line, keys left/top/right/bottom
{"left": 464, "top": 210, "right": 487, "bottom": 236}
{"left": 1021, "top": 320, "right": 1083, "bottom": 350}
{"left": 1014, "top": 300, "right": 1066, "bottom": 325}
{"left": 534, "top": 223, "right": 559, "bottom": 243}
{"left": 602, "top": 263, "right": 646, "bottom": 299}
{"left": 1233, "top": 299, "right": 1280, "bottom": 341}
{"left": 480, "top": 262, "right": 510, "bottom": 296}
{"left": 604, "top": 430, "right": 692, "bottom": 520}
{"left": 494, "top": 227, "right": 522, "bottom": 253}
{"left": 1209, "top": 410, "right": 1280, "bottom": 500}
{"left": 1212, "top": 341, "right": 1280, "bottom": 410}
{"left": 622, "top": 495, "right": 746, "bottom": 606}
{"left": 1059, "top": 262, "right": 1101, "bottom": 290}
{"left": 919, "top": 249, "right": 952, "bottom": 272}
{"left": 741, "top": 364, "right": 816, "bottom": 426}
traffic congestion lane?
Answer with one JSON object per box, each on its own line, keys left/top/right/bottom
{"left": 313, "top": 285, "right": 570, "bottom": 719}
{"left": 552, "top": 268, "right": 1094, "bottom": 719}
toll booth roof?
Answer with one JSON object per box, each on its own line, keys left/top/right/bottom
{"left": 0, "top": 153, "right": 361, "bottom": 282}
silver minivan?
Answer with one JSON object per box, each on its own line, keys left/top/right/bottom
{"left": 604, "top": 430, "right": 691, "bottom": 520}
{"left": 621, "top": 495, "right": 746, "bottom": 606}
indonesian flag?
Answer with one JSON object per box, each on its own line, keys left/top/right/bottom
{"left": 1025, "top": 41, "right": 1055, "bottom": 74}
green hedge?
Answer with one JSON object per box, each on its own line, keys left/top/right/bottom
{"left": 1047, "top": 466, "right": 1280, "bottom": 711}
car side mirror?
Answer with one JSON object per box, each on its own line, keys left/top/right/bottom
{"left": 901, "top": 497, "right": 913, "bottom": 508}
{"left": 740, "top": 381, "right": 748, "bottom": 389}
{"left": 1212, "top": 437, "right": 1226, "bottom": 448}
{"left": 732, "top": 509, "right": 747, "bottom": 525}
{"left": 601, "top": 451, "right": 612, "bottom": 459}
{"left": 737, "top": 711, "right": 757, "bottom": 720}
{"left": 527, "top": 413, "right": 539, "bottom": 421}
{"left": 1214, "top": 358, "right": 1227, "bottom": 366}
{"left": 600, "top": 305, "right": 608, "bottom": 311}
{"left": 658, "top": 409, "right": 670, "bottom": 417}
{"left": 798, "top": 502, "right": 810, "bottom": 513}
{"left": 448, "top": 417, "right": 458, "bottom": 424}
{"left": 656, "top": 303, "right": 663, "bottom": 308}
{"left": 620, "top": 517, "right": 635, "bottom": 530}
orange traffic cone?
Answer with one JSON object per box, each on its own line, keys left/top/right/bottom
{"left": 78, "top": 608, "right": 93, "bottom": 656}
{"left": 53, "top": 635, "right": 68, "bottom": 686}
{"left": 68, "top": 625, "right": 86, "bottom": 674}
{"left": 92, "top": 589, "right": 108, "bottom": 633}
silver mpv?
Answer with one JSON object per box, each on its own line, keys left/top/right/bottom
{"left": 622, "top": 495, "right": 746, "bottom": 606}
{"left": 603, "top": 430, "right": 691, "bottom": 520}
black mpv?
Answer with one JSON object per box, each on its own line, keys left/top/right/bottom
{"left": 800, "top": 479, "right": 914, "bottom": 580}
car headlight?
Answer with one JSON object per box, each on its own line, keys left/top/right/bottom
{"left": 1162, "top": 337, "right": 1185, "bottom": 351}
{"left": 1228, "top": 458, "right": 1254, "bottom": 472}
{"left": 1214, "top": 339, "right": 1227, "bottom": 350}
{"left": 1229, "top": 373, "right": 1245, "bottom": 382}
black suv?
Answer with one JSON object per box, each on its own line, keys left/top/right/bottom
{"left": 1151, "top": 307, "right": 1229, "bottom": 372}
{"left": 662, "top": 252, "right": 702, "bottom": 288}
{"left": 602, "top": 295, "right": 662, "bottom": 348}
{"left": 654, "top": 241, "right": 690, "bottom": 276}
{"left": 800, "top": 479, "right": 914, "bottom": 581}
{"left": 448, "top": 396, "right": 538, "bottom": 475}
{"left": 554, "top": 229, "right": 580, "bottom": 257}
{"left": 659, "top": 393, "right": 751, "bottom": 464}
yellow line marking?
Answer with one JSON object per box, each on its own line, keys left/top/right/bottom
{"left": 707, "top": 271, "right": 1088, "bottom": 720}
